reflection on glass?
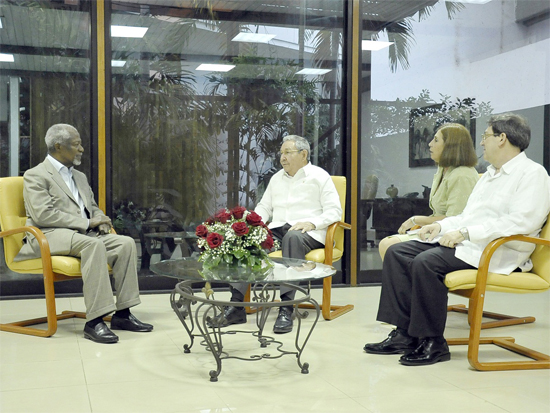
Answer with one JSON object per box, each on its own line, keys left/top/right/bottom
{"left": 359, "top": 0, "right": 549, "bottom": 280}
{"left": 0, "top": 1, "right": 92, "bottom": 178}
{"left": 110, "top": 1, "right": 345, "bottom": 272}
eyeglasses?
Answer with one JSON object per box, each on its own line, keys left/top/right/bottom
{"left": 279, "top": 149, "right": 302, "bottom": 157}
{"left": 481, "top": 132, "right": 499, "bottom": 141}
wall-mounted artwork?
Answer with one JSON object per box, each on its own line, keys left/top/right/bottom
{"left": 409, "top": 104, "right": 475, "bottom": 167}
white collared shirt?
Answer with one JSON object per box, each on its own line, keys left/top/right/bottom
{"left": 438, "top": 152, "right": 550, "bottom": 274}
{"left": 254, "top": 163, "right": 342, "bottom": 245}
{"left": 46, "top": 155, "right": 88, "bottom": 220}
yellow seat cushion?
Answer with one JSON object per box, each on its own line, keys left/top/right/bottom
{"left": 445, "top": 269, "right": 550, "bottom": 294}
{"left": 268, "top": 248, "right": 343, "bottom": 264}
{"left": 9, "top": 256, "right": 112, "bottom": 277}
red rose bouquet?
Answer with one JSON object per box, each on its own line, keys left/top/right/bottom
{"left": 195, "top": 206, "right": 279, "bottom": 271}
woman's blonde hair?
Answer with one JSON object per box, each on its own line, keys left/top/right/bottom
{"left": 437, "top": 123, "right": 477, "bottom": 168}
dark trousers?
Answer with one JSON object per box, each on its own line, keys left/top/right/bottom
{"left": 231, "top": 223, "right": 323, "bottom": 301}
{"left": 376, "top": 241, "right": 475, "bottom": 338}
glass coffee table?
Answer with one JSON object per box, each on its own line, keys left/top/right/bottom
{"left": 150, "top": 256, "right": 336, "bottom": 382}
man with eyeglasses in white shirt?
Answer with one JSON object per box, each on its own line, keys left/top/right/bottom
{"left": 209, "top": 135, "right": 342, "bottom": 333}
{"left": 364, "top": 113, "right": 550, "bottom": 366}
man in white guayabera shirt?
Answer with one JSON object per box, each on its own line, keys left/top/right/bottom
{"left": 208, "top": 135, "right": 342, "bottom": 333}
{"left": 364, "top": 113, "right": 550, "bottom": 366}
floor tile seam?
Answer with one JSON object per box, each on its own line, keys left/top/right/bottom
{"left": 462, "top": 387, "right": 516, "bottom": 413}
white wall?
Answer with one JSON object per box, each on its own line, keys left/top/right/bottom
{"left": 362, "top": 0, "right": 549, "bottom": 198}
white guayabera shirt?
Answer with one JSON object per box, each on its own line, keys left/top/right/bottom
{"left": 255, "top": 163, "right": 342, "bottom": 246}
{"left": 437, "top": 152, "right": 550, "bottom": 275}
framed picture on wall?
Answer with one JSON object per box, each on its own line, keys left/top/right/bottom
{"left": 409, "top": 104, "right": 475, "bottom": 167}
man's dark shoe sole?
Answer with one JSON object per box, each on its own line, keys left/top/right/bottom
{"left": 399, "top": 352, "right": 451, "bottom": 366}
{"left": 363, "top": 345, "right": 415, "bottom": 355}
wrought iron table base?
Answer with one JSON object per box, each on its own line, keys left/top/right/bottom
{"left": 170, "top": 281, "right": 320, "bottom": 382}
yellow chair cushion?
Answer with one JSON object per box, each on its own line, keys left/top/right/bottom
{"left": 445, "top": 269, "right": 550, "bottom": 294}
{"left": 268, "top": 248, "right": 343, "bottom": 264}
{"left": 9, "top": 256, "right": 112, "bottom": 277}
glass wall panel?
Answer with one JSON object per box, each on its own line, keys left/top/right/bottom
{"left": 359, "top": 0, "right": 550, "bottom": 282}
{"left": 0, "top": 0, "right": 92, "bottom": 295}
{"left": 109, "top": 1, "right": 346, "bottom": 274}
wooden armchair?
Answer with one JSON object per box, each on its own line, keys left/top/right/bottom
{"left": 445, "top": 212, "right": 550, "bottom": 371}
{"left": 257, "top": 176, "right": 353, "bottom": 320}
{"left": 0, "top": 176, "right": 109, "bottom": 337}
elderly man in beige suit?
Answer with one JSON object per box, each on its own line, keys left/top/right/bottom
{"left": 15, "top": 124, "right": 153, "bottom": 343}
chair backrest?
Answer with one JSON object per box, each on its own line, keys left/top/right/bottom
{"left": 531, "top": 212, "right": 550, "bottom": 283}
{"left": 331, "top": 176, "right": 346, "bottom": 253}
{"left": 0, "top": 177, "right": 27, "bottom": 266}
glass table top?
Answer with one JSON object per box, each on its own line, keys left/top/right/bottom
{"left": 150, "top": 256, "right": 336, "bottom": 283}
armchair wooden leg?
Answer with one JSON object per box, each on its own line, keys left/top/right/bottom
{"left": 447, "top": 304, "right": 536, "bottom": 329}
{"left": 447, "top": 336, "right": 550, "bottom": 371}
{"left": 298, "top": 276, "right": 354, "bottom": 320}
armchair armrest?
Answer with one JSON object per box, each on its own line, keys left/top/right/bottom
{"left": 0, "top": 225, "right": 54, "bottom": 274}
{"left": 474, "top": 235, "right": 550, "bottom": 292}
{"left": 325, "top": 221, "right": 351, "bottom": 248}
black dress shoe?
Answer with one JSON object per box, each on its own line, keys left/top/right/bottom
{"left": 110, "top": 314, "right": 153, "bottom": 332}
{"left": 364, "top": 329, "right": 419, "bottom": 354}
{"left": 207, "top": 306, "right": 246, "bottom": 328}
{"left": 273, "top": 307, "right": 293, "bottom": 334}
{"left": 399, "top": 337, "right": 451, "bottom": 366}
{"left": 84, "top": 322, "right": 119, "bottom": 344}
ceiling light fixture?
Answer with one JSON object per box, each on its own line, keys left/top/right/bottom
{"left": 232, "top": 33, "right": 276, "bottom": 43}
{"left": 0, "top": 53, "right": 14, "bottom": 62}
{"left": 196, "top": 64, "right": 235, "bottom": 72}
{"left": 454, "top": 0, "right": 492, "bottom": 4}
{"left": 111, "top": 25, "right": 148, "bottom": 38}
{"left": 362, "top": 40, "right": 393, "bottom": 51}
{"left": 111, "top": 60, "right": 126, "bottom": 67}
{"left": 296, "top": 68, "right": 331, "bottom": 75}
{"left": 0, "top": 17, "right": 3, "bottom": 29}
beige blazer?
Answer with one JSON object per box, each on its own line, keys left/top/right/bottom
{"left": 15, "top": 159, "right": 108, "bottom": 261}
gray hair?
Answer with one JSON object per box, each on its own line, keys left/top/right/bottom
{"left": 488, "top": 113, "right": 531, "bottom": 152}
{"left": 45, "top": 124, "right": 79, "bottom": 153}
{"left": 283, "top": 135, "right": 311, "bottom": 161}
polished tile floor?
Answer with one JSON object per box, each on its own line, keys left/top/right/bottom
{"left": 0, "top": 286, "right": 549, "bottom": 413}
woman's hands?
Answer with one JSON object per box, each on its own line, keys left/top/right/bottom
{"left": 398, "top": 216, "right": 418, "bottom": 234}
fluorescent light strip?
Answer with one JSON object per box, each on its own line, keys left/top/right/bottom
{"left": 454, "top": 0, "right": 492, "bottom": 4}
{"left": 0, "top": 53, "right": 14, "bottom": 62}
{"left": 111, "top": 60, "right": 126, "bottom": 67}
{"left": 232, "top": 33, "right": 276, "bottom": 43}
{"left": 296, "top": 68, "right": 331, "bottom": 75}
{"left": 111, "top": 25, "right": 148, "bottom": 38}
{"left": 0, "top": 17, "right": 3, "bottom": 29}
{"left": 362, "top": 40, "right": 393, "bottom": 51}
{"left": 196, "top": 64, "right": 235, "bottom": 72}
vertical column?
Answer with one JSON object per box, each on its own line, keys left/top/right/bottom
{"left": 96, "top": 0, "right": 107, "bottom": 211}
{"left": 349, "top": 0, "right": 361, "bottom": 286}
{"left": 9, "top": 76, "right": 19, "bottom": 176}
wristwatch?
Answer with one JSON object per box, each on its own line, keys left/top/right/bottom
{"left": 459, "top": 227, "right": 470, "bottom": 241}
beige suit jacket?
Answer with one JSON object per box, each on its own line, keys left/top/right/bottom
{"left": 15, "top": 159, "right": 109, "bottom": 261}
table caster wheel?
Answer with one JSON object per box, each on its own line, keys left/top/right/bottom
{"left": 184, "top": 344, "right": 191, "bottom": 353}
{"left": 301, "top": 363, "right": 309, "bottom": 374}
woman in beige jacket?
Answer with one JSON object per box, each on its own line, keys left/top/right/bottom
{"left": 378, "top": 123, "right": 479, "bottom": 259}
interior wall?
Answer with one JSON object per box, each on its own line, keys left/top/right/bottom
{"left": 361, "top": 0, "right": 549, "bottom": 198}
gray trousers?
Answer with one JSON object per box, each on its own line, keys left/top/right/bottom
{"left": 69, "top": 232, "right": 141, "bottom": 321}
{"left": 231, "top": 224, "right": 323, "bottom": 301}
